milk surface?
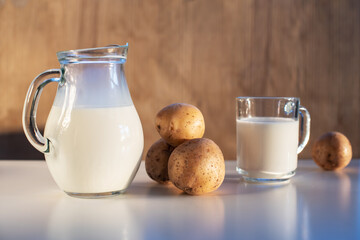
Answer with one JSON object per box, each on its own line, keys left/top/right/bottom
{"left": 44, "top": 105, "right": 144, "bottom": 193}
{"left": 236, "top": 117, "right": 299, "bottom": 179}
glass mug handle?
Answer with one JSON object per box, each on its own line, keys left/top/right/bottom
{"left": 22, "top": 69, "right": 62, "bottom": 153}
{"left": 297, "top": 105, "right": 311, "bottom": 154}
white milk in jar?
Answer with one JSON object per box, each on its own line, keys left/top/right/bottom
{"left": 44, "top": 105, "right": 144, "bottom": 194}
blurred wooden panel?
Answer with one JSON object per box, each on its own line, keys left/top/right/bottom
{"left": 0, "top": 0, "right": 359, "bottom": 159}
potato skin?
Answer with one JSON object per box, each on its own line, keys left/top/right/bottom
{"left": 168, "top": 138, "right": 225, "bottom": 195}
{"left": 155, "top": 103, "right": 205, "bottom": 147}
{"left": 311, "top": 132, "right": 352, "bottom": 170}
{"left": 145, "top": 139, "right": 175, "bottom": 184}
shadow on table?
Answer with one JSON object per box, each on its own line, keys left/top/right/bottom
{"left": 126, "top": 173, "right": 292, "bottom": 198}
{"left": 127, "top": 182, "right": 184, "bottom": 197}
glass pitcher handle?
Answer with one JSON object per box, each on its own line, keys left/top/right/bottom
{"left": 22, "top": 69, "right": 62, "bottom": 153}
{"left": 297, "top": 105, "right": 311, "bottom": 154}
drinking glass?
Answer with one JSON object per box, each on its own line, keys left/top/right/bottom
{"left": 236, "top": 97, "right": 310, "bottom": 182}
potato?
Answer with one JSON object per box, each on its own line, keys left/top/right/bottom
{"left": 311, "top": 132, "right": 352, "bottom": 170}
{"left": 168, "top": 138, "right": 225, "bottom": 195}
{"left": 145, "top": 139, "right": 175, "bottom": 184}
{"left": 155, "top": 103, "right": 205, "bottom": 147}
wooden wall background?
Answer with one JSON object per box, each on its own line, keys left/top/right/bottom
{"left": 0, "top": 0, "right": 359, "bottom": 159}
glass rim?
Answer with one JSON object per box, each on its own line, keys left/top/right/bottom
{"left": 236, "top": 96, "right": 300, "bottom": 101}
{"left": 56, "top": 43, "right": 128, "bottom": 63}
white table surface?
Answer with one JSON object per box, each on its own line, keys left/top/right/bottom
{"left": 0, "top": 160, "right": 359, "bottom": 240}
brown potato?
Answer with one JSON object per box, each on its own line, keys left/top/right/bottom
{"left": 311, "top": 132, "right": 352, "bottom": 170}
{"left": 168, "top": 138, "right": 225, "bottom": 195}
{"left": 155, "top": 103, "right": 205, "bottom": 147}
{"left": 145, "top": 139, "right": 175, "bottom": 184}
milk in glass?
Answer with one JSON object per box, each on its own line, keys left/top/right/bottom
{"left": 236, "top": 117, "right": 299, "bottom": 179}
